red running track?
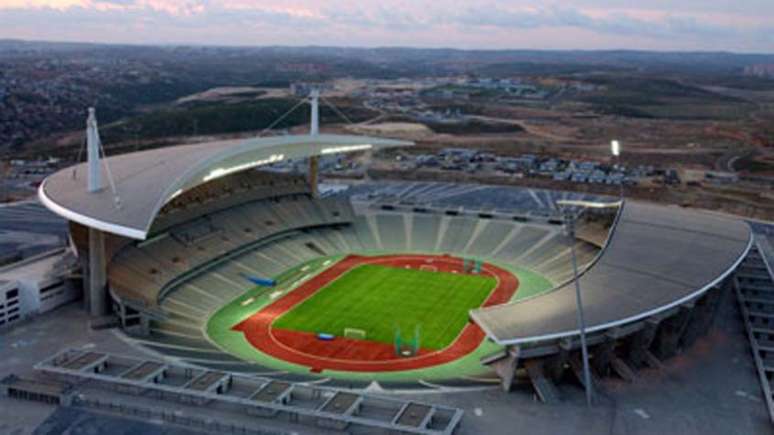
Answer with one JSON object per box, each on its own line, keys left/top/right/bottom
{"left": 233, "top": 254, "right": 518, "bottom": 372}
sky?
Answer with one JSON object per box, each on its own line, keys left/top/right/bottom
{"left": 0, "top": 1, "right": 773, "bottom": 52}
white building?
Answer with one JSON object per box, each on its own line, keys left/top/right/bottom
{"left": 0, "top": 249, "right": 79, "bottom": 329}
{"left": 0, "top": 280, "right": 21, "bottom": 328}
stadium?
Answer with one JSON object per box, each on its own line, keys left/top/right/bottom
{"left": 9, "top": 96, "right": 769, "bottom": 433}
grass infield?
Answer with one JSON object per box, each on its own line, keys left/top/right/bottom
{"left": 272, "top": 264, "right": 497, "bottom": 350}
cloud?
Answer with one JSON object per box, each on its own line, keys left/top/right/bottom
{"left": 441, "top": 4, "right": 774, "bottom": 49}
{"left": 0, "top": 1, "right": 771, "bottom": 52}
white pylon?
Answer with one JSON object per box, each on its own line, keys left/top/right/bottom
{"left": 86, "top": 107, "right": 102, "bottom": 193}
{"left": 310, "top": 89, "right": 320, "bottom": 136}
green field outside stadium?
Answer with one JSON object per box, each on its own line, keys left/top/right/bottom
{"left": 272, "top": 264, "right": 497, "bottom": 350}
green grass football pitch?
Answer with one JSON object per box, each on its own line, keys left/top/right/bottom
{"left": 272, "top": 264, "right": 497, "bottom": 350}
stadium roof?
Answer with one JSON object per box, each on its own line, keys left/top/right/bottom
{"left": 39, "top": 134, "right": 412, "bottom": 239}
{"left": 470, "top": 201, "right": 752, "bottom": 345}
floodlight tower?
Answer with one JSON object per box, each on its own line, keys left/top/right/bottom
{"left": 308, "top": 88, "right": 321, "bottom": 197}
{"left": 554, "top": 199, "right": 619, "bottom": 406}
{"left": 611, "top": 140, "right": 623, "bottom": 201}
{"left": 556, "top": 200, "right": 592, "bottom": 408}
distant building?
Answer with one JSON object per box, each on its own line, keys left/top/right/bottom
{"left": 744, "top": 64, "right": 774, "bottom": 78}
{"left": 704, "top": 170, "right": 739, "bottom": 184}
{"left": 664, "top": 169, "right": 681, "bottom": 185}
{"left": 290, "top": 82, "right": 332, "bottom": 97}
{"left": 416, "top": 154, "right": 439, "bottom": 167}
{"left": 439, "top": 148, "right": 477, "bottom": 161}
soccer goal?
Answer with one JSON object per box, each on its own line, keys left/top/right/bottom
{"left": 343, "top": 328, "right": 367, "bottom": 340}
{"left": 394, "top": 325, "right": 421, "bottom": 357}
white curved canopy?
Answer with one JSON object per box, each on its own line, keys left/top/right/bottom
{"left": 39, "top": 134, "right": 412, "bottom": 239}
{"left": 470, "top": 201, "right": 752, "bottom": 345}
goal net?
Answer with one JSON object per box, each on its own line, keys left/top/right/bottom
{"left": 343, "top": 328, "right": 367, "bottom": 340}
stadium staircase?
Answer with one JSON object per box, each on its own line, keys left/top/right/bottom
{"left": 735, "top": 238, "right": 774, "bottom": 424}
{"left": 524, "top": 360, "right": 562, "bottom": 404}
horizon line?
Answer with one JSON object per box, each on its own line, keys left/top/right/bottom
{"left": 2, "top": 37, "right": 773, "bottom": 57}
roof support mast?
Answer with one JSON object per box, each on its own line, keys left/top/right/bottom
{"left": 308, "top": 89, "right": 320, "bottom": 197}
{"left": 85, "top": 108, "right": 108, "bottom": 317}
{"left": 310, "top": 89, "right": 320, "bottom": 136}
{"left": 86, "top": 107, "right": 102, "bottom": 193}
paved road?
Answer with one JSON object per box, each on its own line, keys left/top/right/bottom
{"left": 0, "top": 200, "right": 67, "bottom": 260}
{"left": 715, "top": 148, "right": 755, "bottom": 173}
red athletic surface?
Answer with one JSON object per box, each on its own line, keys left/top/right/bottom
{"left": 233, "top": 254, "right": 518, "bottom": 373}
